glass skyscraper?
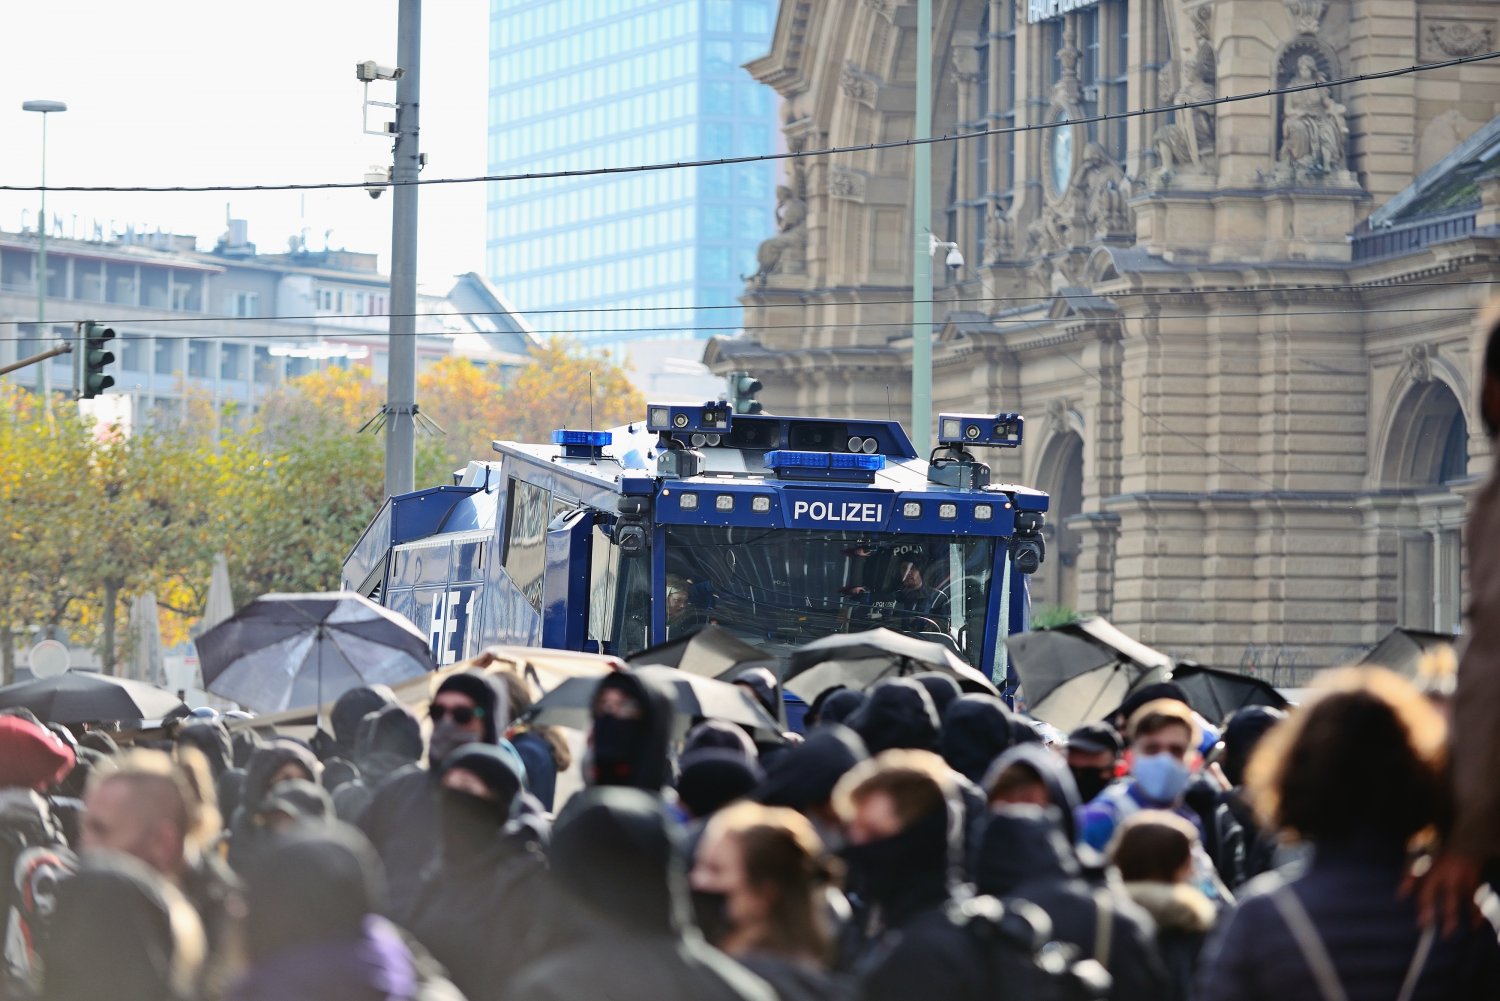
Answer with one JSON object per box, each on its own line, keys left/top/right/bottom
{"left": 487, "top": 0, "right": 780, "bottom": 353}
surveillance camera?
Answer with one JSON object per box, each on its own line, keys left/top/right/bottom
{"left": 945, "top": 247, "right": 965, "bottom": 270}
{"left": 364, "top": 167, "right": 388, "bottom": 200}
{"left": 356, "top": 60, "right": 402, "bottom": 83}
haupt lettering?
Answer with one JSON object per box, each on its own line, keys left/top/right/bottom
{"left": 791, "top": 500, "right": 884, "bottom": 523}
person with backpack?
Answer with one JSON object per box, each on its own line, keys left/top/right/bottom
{"left": 1197, "top": 668, "right": 1500, "bottom": 1001}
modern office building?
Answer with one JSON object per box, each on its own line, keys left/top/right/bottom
{"left": 0, "top": 219, "right": 537, "bottom": 430}
{"left": 486, "top": 0, "right": 781, "bottom": 360}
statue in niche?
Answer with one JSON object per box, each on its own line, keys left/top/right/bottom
{"left": 1152, "top": 56, "right": 1216, "bottom": 176}
{"left": 746, "top": 160, "right": 808, "bottom": 286}
{"left": 1277, "top": 54, "right": 1349, "bottom": 178}
{"left": 981, "top": 198, "right": 1014, "bottom": 266}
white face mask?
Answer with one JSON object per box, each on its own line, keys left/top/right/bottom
{"left": 1132, "top": 752, "right": 1191, "bottom": 804}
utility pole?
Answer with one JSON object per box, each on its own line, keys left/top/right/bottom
{"left": 384, "top": 0, "right": 422, "bottom": 499}
{"left": 23, "top": 100, "right": 67, "bottom": 417}
{"left": 910, "top": 0, "right": 933, "bottom": 454}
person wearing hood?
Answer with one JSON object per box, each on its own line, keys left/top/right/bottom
{"left": 731, "top": 667, "right": 781, "bottom": 722}
{"left": 321, "top": 685, "right": 397, "bottom": 766}
{"left": 941, "top": 694, "right": 1015, "bottom": 786}
{"left": 42, "top": 851, "right": 207, "bottom": 1001}
{"left": 1216, "top": 706, "right": 1286, "bottom": 881}
{"left": 1109, "top": 811, "right": 1219, "bottom": 1001}
{"left": 359, "top": 671, "right": 508, "bottom": 927}
{"left": 504, "top": 787, "right": 775, "bottom": 1001}
{"left": 976, "top": 805, "right": 1167, "bottom": 1001}
{"left": 983, "top": 742, "right": 1086, "bottom": 844}
{"left": 910, "top": 673, "right": 962, "bottom": 723}
{"left": 228, "top": 827, "right": 463, "bottom": 1001}
{"left": 253, "top": 778, "right": 335, "bottom": 833}
{"left": 410, "top": 742, "right": 555, "bottom": 1001}
{"left": 690, "top": 802, "right": 857, "bottom": 1001}
{"left": 676, "top": 749, "right": 765, "bottom": 823}
{"left": 333, "top": 704, "right": 424, "bottom": 823}
{"left": 226, "top": 738, "right": 322, "bottom": 873}
{"left": 178, "top": 720, "right": 235, "bottom": 782}
{"left": 833, "top": 749, "right": 1005, "bottom": 1001}
{"left": 1078, "top": 700, "right": 1230, "bottom": 903}
{"left": 754, "top": 723, "right": 868, "bottom": 850}
{"left": 584, "top": 671, "right": 675, "bottom": 792}
{"left": 848, "top": 678, "right": 939, "bottom": 756}
{"left": 806, "top": 687, "right": 866, "bottom": 729}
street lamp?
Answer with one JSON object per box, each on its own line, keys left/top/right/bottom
{"left": 22, "top": 99, "right": 67, "bottom": 409}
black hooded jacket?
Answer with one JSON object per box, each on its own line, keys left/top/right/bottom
{"left": 177, "top": 720, "right": 235, "bottom": 779}
{"left": 975, "top": 807, "right": 1168, "bottom": 1001}
{"left": 941, "top": 695, "right": 1015, "bottom": 785}
{"left": 43, "top": 852, "right": 200, "bottom": 1001}
{"left": 409, "top": 744, "right": 556, "bottom": 1001}
{"left": 227, "top": 739, "right": 322, "bottom": 873}
{"left": 359, "top": 672, "right": 508, "bottom": 927}
{"left": 983, "top": 743, "right": 1084, "bottom": 842}
{"left": 586, "top": 672, "right": 675, "bottom": 792}
{"left": 333, "top": 704, "right": 424, "bottom": 823}
{"left": 329, "top": 685, "right": 397, "bottom": 759}
{"left": 504, "top": 787, "right": 775, "bottom": 1001}
{"left": 753, "top": 723, "right": 867, "bottom": 811}
{"left": 847, "top": 679, "right": 938, "bottom": 755}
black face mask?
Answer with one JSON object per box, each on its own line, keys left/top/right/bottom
{"left": 1070, "top": 766, "right": 1114, "bottom": 804}
{"left": 590, "top": 715, "right": 647, "bottom": 785}
{"left": 439, "top": 788, "right": 508, "bottom": 860}
{"left": 839, "top": 808, "right": 948, "bottom": 906}
{"left": 690, "top": 889, "right": 733, "bottom": 945}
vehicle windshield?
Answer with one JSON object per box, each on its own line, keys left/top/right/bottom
{"left": 663, "top": 525, "right": 996, "bottom": 668}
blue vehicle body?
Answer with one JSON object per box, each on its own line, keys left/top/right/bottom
{"left": 342, "top": 408, "right": 1049, "bottom": 688}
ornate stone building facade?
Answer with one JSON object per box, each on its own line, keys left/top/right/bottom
{"left": 709, "top": 0, "right": 1500, "bottom": 669}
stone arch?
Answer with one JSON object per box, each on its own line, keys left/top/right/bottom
{"left": 1378, "top": 379, "right": 1469, "bottom": 488}
{"left": 1030, "top": 428, "right": 1085, "bottom": 613}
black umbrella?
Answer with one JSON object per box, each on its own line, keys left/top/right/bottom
{"left": 197, "top": 592, "right": 434, "bottom": 713}
{"left": 783, "top": 627, "right": 999, "bottom": 701}
{"left": 627, "top": 624, "right": 775, "bottom": 679}
{"left": 522, "top": 666, "right": 782, "bottom": 738}
{"left": 1358, "top": 626, "right": 1458, "bottom": 680}
{"left": 0, "top": 670, "right": 187, "bottom": 725}
{"left": 1168, "top": 662, "right": 1289, "bottom": 725}
{"left": 1006, "top": 617, "right": 1172, "bottom": 731}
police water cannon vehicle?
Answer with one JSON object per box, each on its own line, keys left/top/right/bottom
{"left": 342, "top": 402, "right": 1049, "bottom": 687}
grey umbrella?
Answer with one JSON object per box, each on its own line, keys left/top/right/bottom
{"left": 1358, "top": 626, "right": 1457, "bottom": 680}
{"left": 783, "top": 627, "right": 1000, "bottom": 702}
{"left": 522, "top": 665, "right": 783, "bottom": 739}
{"left": 1006, "top": 617, "right": 1172, "bottom": 731}
{"left": 0, "top": 670, "right": 187, "bottom": 725}
{"left": 196, "top": 592, "right": 434, "bottom": 713}
{"left": 626, "top": 624, "right": 774, "bottom": 679}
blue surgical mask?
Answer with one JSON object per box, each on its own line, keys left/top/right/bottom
{"left": 1132, "top": 752, "right": 1191, "bottom": 804}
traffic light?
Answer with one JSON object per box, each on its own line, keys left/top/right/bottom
{"left": 79, "top": 322, "right": 116, "bottom": 399}
{"left": 729, "top": 372, "right": 763, "bottom": 415}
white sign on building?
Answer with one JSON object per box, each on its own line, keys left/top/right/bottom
{"left": 1027, "top": 0, "right": 1103, "bottom": 23}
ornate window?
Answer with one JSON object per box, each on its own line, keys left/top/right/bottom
{"left": 1077, "top": 0, "right": 1129, "bottom": 163}
{"left": 946, "top": 2, "right": 1020, "bottom": 269}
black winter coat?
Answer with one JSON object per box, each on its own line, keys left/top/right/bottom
{"left": 356, "top": 765, "right": 443, "bottom": 927}
{"left": 1197, "top": 838, "right": 1500, "bottom": 1001}
{"left": 1121, "top": 881, "right": 1217, "bottom": 1001}
{"left": 975, "top": 809, "right": 1169, "bottom": 1001}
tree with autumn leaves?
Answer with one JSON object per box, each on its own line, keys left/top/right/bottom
{"left": 0, "top": 337, "right": 644, "bottom": 683}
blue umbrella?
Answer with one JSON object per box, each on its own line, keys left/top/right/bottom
{"left": 196, "top": 592, "right": 434, "bottom": 713}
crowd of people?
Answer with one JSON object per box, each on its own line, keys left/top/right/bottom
{"left": 2, "top": 652, "right": 1498, "bottom": 1001}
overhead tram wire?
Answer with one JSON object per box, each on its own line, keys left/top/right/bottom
{"left": 1, "top": 49, "right": 1496, "bottom": 196}
{"left": 2, "top": 277, "right": 1499, "bottom": 333}
{"left": 0, "top": 302, "right": 1486, "bottom": 343}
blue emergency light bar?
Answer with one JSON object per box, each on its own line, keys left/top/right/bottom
{"left": 552, "top": 428, "right": 612, "bottom": 458}
{"left": 646, "top": 402, "right": 732, "bottom": 435}
{"left": 937, "top": 413, "right": 1024, "bottom": 448}
{"left": 765, "top": 449, "right": 885, "bottom": 483}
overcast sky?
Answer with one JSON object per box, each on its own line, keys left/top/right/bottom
{"left": 0, "top": 0, "right": 488, "bottom": 291}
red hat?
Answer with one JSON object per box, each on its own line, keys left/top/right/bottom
{"left": 0, "top": 716, "right": 76, "bottom": 789}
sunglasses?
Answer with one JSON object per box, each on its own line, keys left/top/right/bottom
{"left": 429, "top": 703, "right": 484, "bottom": 725}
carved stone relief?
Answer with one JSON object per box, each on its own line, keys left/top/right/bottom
{"left": 1402, "top": 344, "right": 1433, "bottom": 386}
{"left": 1283, "top": 0, "right": 1328, "bottom": 36}
{"left": 1148, "top": 5, "right": 1217, "bottom": 186}
{"left": 745, "top": 156, "right": 808, "bottom": 286}
{"left": 1423, "top": 20, "right": 1495, "bottom": 60}
{"left": 838, "top": 61, "right": 880, "bottom": 109}
{"left": 828, "top": 166, "right": 867, "bottom": 202}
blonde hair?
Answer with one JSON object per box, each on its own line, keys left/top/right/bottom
{"left": 1127, "top": 698, "right": 1202, "bottom": 749}
{"left": 832, "top": 748, "right": 953, "bottom": 826}
{"left": 92, "top": 748, "right": 221, "bottom": 854}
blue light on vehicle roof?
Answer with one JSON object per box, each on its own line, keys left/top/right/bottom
{"left": 552, "top": 430, "right": 612, "bottom": 447}
{"left": 764, "top": 449, "right": 828, "bottom": 469}
{"left": 830, "top": 452, "right": 885, "bottom": 471}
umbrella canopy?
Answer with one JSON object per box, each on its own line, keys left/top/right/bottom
{"left": 523, "top": 665, "right": 782, "bottom": 738}
{"left": 0, "top": 670, "right": 187, "bottom": 725}
{"left": 1168, "top": 663, "right": 1289, "bottom": 725}
{"left": 627, "top": 624, "right": 774, "bottom": 679}
{"left": 783, "top": 627, "right": 999, "bottom": 701}
{"left": 1007, "top": 617, "right": 1172, "bottom": 731}
{"left": 1358, "top": 626, "right": 1458, "bottom": 680}
{"left": 197, "top": 592, "right": 434, "bottom": 713}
